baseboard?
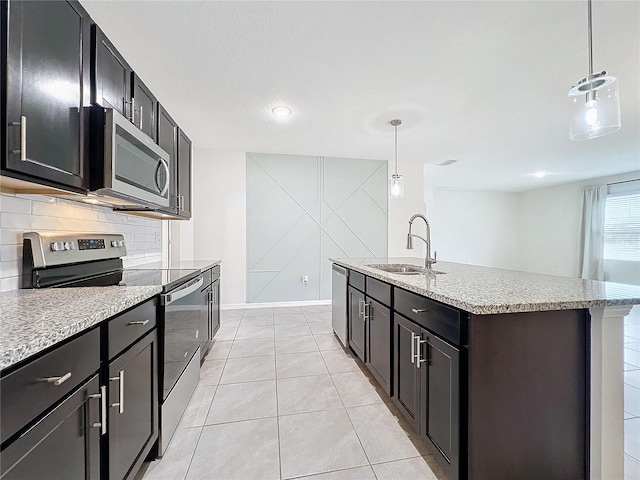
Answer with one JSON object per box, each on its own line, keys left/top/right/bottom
{"left": 221, "top": 299, "right": 331, "bottom": 310}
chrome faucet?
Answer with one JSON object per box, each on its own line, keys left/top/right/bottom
{"left": 406, "top": 214, "right": 437, "bottom": 269}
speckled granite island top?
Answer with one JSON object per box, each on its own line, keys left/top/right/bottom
{"left": 331, "top": 257, "right": 640, "bottom": 315}
{"left": 0, "top": 286, "right": 162, "bottom": 371}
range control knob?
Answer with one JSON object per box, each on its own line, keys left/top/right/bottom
{"left": 111, "top": 240, "right": 119, "bottom": 248}
{"left": 64, "top": 242, "right": 75, "bottom": 251}
{"left": 50, "top": 241, "right": 65, "bottom": 252}
{"left": 118, "top": 240, "right": 125, "bottom": 248}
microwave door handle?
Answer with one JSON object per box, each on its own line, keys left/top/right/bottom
{"left": 157, "top": 158, "right": 170, "bottom": 196}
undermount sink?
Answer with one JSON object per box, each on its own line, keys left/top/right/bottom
{"left": 366, "top": 264, "right": 446, "bottom": 275}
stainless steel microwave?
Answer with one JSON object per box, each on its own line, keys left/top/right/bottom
{"left": 89, "top": 108, "right": 170, "bottom": 208}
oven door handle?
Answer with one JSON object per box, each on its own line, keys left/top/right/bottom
{"left": 161, "top": 277, "right": 204, "bottom": 305}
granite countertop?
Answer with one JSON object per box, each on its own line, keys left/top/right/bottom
{"left": 331, "top": 257, "right": 640, "bottom": 315}
{"left": 0, "top": 286, "right": 162, "bottom": 371}
{"left": 134, "top": 259, "right": 221, "bottom": 271}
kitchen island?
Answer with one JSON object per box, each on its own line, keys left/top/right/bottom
{"left": 331, "top": 257, "right": 640, "bottom": 480}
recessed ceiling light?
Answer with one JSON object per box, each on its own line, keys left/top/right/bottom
{"left": 272, "top": 106, "right": 292, "bottom": 118}
{"left": 531, "top": 170, "right": 549, "bottom": 178}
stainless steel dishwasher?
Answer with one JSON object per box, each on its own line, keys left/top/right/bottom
{"left": 331, "top": 264, "right": 349, "bottom": 347}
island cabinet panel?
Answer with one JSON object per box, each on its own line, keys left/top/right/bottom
{"left": 3, "top": 0, "right": 91, "bottom": 191}
{"left": 365, "top": 297, "right": 392, "bottom": 395}
{"left": 467, "top": 310, "right": 588, "bottom": 480}
{"left": 393, "top": 314, "right": 421, "bottom": 432}
{"left": 348, "top": 286, "right": 366, "bottom": 361}
{"left": 420, "top": 332, "right": 459, "bottom": 477}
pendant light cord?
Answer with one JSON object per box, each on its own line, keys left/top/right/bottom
{"left": 394, "top": 124, "right": 398, "bottom": 175}
{"left": 588, "top": 0, "right": 593, "bottom": 75}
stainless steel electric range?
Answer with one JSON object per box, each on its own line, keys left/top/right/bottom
{"left": 21, "top": 231, "right": 208, "bottom": 456}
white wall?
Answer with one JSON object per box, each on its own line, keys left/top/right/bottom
{"left": 518, "top": 171, "right": 640, "bottom": 280}
{"left": 192, "top": 150, "right": 247, "bottom": 305}
{"left": 430, "top": 188, "right": 520, "bottom": 269}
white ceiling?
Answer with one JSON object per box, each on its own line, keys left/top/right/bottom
{"left": 81, "top": 0, "right": 640, "bottom": 192}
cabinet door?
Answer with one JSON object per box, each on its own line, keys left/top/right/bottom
{"left": 92, "top": 25, "right": 132, "bottom": 118}
{"left": 4, "top": 0, "right": 90, "bottom": 191}
{"left": 108, "top": 330, "right": 158, "bottom": 480}
{"left": 366, "top": 297, "right": 391, "bottom": 395}
{"left": 157, "top": 104, "right": 179, "bottom": 213}
{"left": 131, "top": 73, "right": 157, "bottom": 141}
{"left": 348, "top": 286, "right": 366, "bottom": 362}
{"left": 420, "top": 331, "right": 459, "bottom": 480}
{"left": 177, "top": 129, "right": 192, "bottom": 218}
{"left": 211, "top": 279, "right": 221, "bottom": 337}
{"left": 0, "top": 375, "right": 101, "bottom": 480}
{"left": 393, "top": 314, "right": 421, "bottom": 432}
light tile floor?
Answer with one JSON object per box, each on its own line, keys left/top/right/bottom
{"left": 625, "top": 306, "right": 640, "bottom": 480}
{"left": 142, "top": 305, "right": 445, "bottom": 480}
{"left": 142, "top": 304, "right": 640, "bottom": 480}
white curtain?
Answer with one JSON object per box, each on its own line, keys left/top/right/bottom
{"left": 578, "top": 185, "right": 607, "bottom": 280}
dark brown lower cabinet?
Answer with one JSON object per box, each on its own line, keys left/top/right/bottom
{"left": 348, "top": 286, "right": 366, "bottom": 361}
{"left": 0, "top": 374, "right": 101, "bottom": 480}
{"left": 108, "top": 330, "right": 158, "bottom": 480}
{"left": 365, "top": 297, "right": 392, "bottom": 395}
{"left": 393, "top": 314, "right": 460, "bottom": 480}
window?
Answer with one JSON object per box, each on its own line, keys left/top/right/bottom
{"left": 604, "top": 183, "right": 640, "bottom": 262}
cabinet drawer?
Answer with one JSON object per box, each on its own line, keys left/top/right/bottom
{"left": 108, "top": 298, "right": 157, "bottom": 359}
{"left": 211, "top": 265, "right": 220, "bottom": 280}
{"left": 202, "top": 268, "right": 212, "bottom": 286}
{"left": 1, "top": 327, "right": 100, "bottom": 444}
{"left": 348, "top": 270, "right": 365, "bottom": 291}
{"left": 366, "top": 276, "right": 391, "bottom": 306}
{"left": 394, "top": 288, "right": 460, "bottom": 345}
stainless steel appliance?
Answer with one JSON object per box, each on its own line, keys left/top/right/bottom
{"left": 88, "top": 108, "right": 171, "bottom": 209}
{"left": 331, "top": 264, "right": 348, "bottom": 347}
{"left": 21, "top": 232, "right": 203, "bottom": 457}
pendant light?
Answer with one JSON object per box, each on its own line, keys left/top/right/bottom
{"left": 389, "top": 119, "right": 404, "bottom": 198}
{"left": 568, "top": 0, "right": 621, "bottom": 140}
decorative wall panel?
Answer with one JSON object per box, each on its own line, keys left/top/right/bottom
{"left": 247, "top": 153, "right": 387, "bottom": 302}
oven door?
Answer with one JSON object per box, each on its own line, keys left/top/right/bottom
{"left": 99, "top": 108, "right": 171, "bottom": 208}
{"left": 161, "top": 275, "right": 204, "bottom": 401}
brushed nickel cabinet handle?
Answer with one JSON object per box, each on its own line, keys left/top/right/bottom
{"left": 416, "top": 338, "right": 427, "bottom": 368}
{"left": 128, "top": 319, "right": 150, "bottom": 326}
{"left": 363, "top": 303, "right": 370, "bottom": 322}
{"left": 412, "top": 308, "right": 428, "bottom": 314}
{"left": 410, "top": 332, "right": 416, "bottom": 364}
{"left": 110, "top": 370, "right": 125, "bottom": 414}
{"left": 9, "top": 116, "right": 26, "bottom": 160}
{"left": 38, "top": 372, "right": 72, "bottom": 386}
{"left": 90, "top": 385, "right": 108, "bottom": 435}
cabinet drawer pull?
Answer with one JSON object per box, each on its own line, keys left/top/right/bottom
{"left": 38, "top": 372, "right": 72, "bottom": 386}
{"left": 110, "top": 370, "right": 125, "bottom": 414}
{"left": 9, "top": 116, "right": 27, "bottom": 161}
{"left": 412, "top": 308, "right": 428, "bottom": 314}
{"left": 139, "top": 105, "right": 144, "bottom": 129}
{"left": 358, "top": 299, "right": 364, "bottom": 317}
{"left": 410, "top": 332, "right": 416, "bottom": 364}
{"left": 90, "top": 385, "right": 108, "bottom": 435}
{"left": 363, "top": 302, "right": 370, "bottom": 322}
{"left": 128, "top": 319, "right": 150, "bottom": 326}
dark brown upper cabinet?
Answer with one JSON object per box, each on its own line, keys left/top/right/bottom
{"left": 132, "top": 73, "right": 158, "bottom": 142}
{"left": 177, "top": 128, "right": 192, "bottom": 218}
{"left": 91, "top": 24, "right": 132, "bottom": 119}
{"left": 157, "top": 103, "right": 179, "bottom": 213}
{"left": 2, "top": 0, "right": 91, "bottom": 192}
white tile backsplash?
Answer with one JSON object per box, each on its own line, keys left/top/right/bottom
{"left": 0, "top": 193, "right": 163, "bottom": 291}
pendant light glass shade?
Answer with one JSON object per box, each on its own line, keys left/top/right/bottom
{"left": 568, "top": 0, "right": 621, "bottom": 140}
{"left": 389, "top": 174, "right": 404, "bottom": 198}
{"left": 389, "top": 119, "right": 404, "bottom": 198}
{"left": 569, "top": 74, "right": 620, "bottom": 140}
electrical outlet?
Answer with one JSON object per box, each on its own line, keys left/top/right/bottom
{"left": 302, "top": 275, "right": 309, "bottom": 285}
